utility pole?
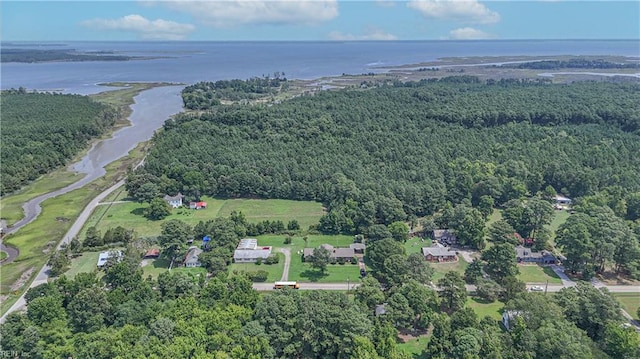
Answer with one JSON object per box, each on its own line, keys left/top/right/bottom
{"left": 347, "top": 277, "right": 350, "bottom": 295}
{"left": 544, "top": 279, "right": 548, "bottom": 295}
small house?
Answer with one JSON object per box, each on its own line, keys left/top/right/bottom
{"left": 184, "top": 246, "right": 203, "bottom": 267}
{"left": 97, "top": 250, "right": 123, "bottom": 267}
{"left": 516, "top": 246, "right": 557, "bottom": 264}
{"left": 189, "top": 201, "right": 208, "bottom": 210}
{"left": 555, "top": 195, "right": 572, "bottom": 207}
{"left": 303, "top": 244, "right": 356, "bottom": 261}
{"left": 144, "top": 248, "right": 160, "bottom": 258}
{"left": 422, "top": 247, "right": 458, "bottom": 262}
{"left": 433, "top": 229, "right": 457, "bottom": 245}
{"left": 502, "top": 310, "right": 523, "bottom": 331}
{"left": 163, "top": 193, "right": 184, "bottom": 208}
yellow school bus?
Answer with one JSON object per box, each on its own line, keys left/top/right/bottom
{"left": 273, "top": 281, "right": 300, "bottom": 289}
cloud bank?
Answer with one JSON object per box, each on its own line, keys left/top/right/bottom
{"left": 408, "top": 0, "right": 500, "bottom": 24}
{"left": 149, "top": 0, "right": 339, "bottom": 27}
{"left": 329, "top": 28, "right": 397, "bottom": 41}
{"left": 82, "top": 14, "right": 195, "bottom": 40}
{"left": 448, "top": 27, "right": 492, "bottom": 39}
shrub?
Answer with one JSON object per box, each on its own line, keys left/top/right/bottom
{"left": 330, "top": 257, "right": 337, "bottom": 265}
{"left": 246, "top": 270, "right": 268, "bottom": 282}
{"left": 255, "top": 257, "right": 263, "bottom": 265}
{"left": 350, "top": 257, "right": 358, "bottom": 265}
{"left": 265, "top": 254, "right": 279, "bottom": 265}
{"left": 337, "top": 257, "right": 346, "bottom": 265}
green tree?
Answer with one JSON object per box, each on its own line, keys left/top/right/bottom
{"left": 136, "top": 182, "right": 161, "bottom": 203}
{"left": 84, "top": 226, "right": 103, "bottom": 247}
{"left": 488, "top": 220, "right": 518, "bottom": 245}
{"left": 366, "top": 238, "right": 405, "bottom": 272}
{"left": 475, "top": 278, "right": 502, "bottom": 302}
{"left": 477, "top": 195, "right": 495, "bottom": 219}
{"left": 406, "top": 252, "right": 434, "bottom": 284}
{"left": 388, "top": 221, "right": 409, "bottom": 242}
{"left": 67, "top": 287, "right": 112, "bottom": 333}
{"left": 144, "top": 197, "right": 172, "bottom": 220}
{"left": 48, "top": 248, "right": 71, "bottom": 277}
{"left": 464, "top": 258, "right": 484, "bottom": 284}
{"left": 159, "top": 219, "right": 192, "bottom": 268}
{"left": 353, "top": 276, "right": 385, "bottom": 310}
{"left": 309, "top": 246, "right": 331, "bottom": 273}
{"left": 481, "top": 243, "right": 519, "bottom": 284}
{"left": 27, "top": 295, "right": 66, "bottom": 326}
{"left": 438, "top": 271, "right": 467, "bottom": 313}
{"left": 603, "top": 322, "right": 640, "bottom": 359}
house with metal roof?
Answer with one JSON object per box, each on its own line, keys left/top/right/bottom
{"left": 233, "top": 238, "right": 272, "bottom": 263}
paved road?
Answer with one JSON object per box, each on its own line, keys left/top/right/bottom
{"left": 278, "top": 248, "right": 291, "bottom": 281}
{"left": 0, "top": 179, "right": 126, "bottom": 323}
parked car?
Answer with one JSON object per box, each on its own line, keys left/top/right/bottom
{"left": 530, "top": 285, "right": 544, "bottom": 292}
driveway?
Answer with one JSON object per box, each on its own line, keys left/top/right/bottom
{"left": 278, "top": 248, "right": 291, "bottom": 281}
{"left": 550, "top": 264, "right": 577, "bottom": 287}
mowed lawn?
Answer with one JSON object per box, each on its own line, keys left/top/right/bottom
{"left": 466, "top": 297, "right": 504, "bottom": 320}
{"left": 81, "top": 196, "right": 324, "bottom": 238}
{"left": 230, "top": 252, "right": 285, "bottom": 282}
{"left": 255, "top": 234, "right": 362, "bottom": 283}
{"left": 517, "top": 265, "right": 562, "bottom": 284}
{"left": 141, "top": 257, "right": 207, "bottom": 279}
{"left": 613, "top": 293, "right": 640, "bottom": 320}
{"left": 65, "top": 251, "right": 101, "bottom": 278}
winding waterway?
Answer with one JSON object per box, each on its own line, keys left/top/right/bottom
{"left": 3, "top": 85, "right": 184, "bottom": 240}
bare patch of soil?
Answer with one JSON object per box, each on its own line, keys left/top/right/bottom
{"left": 10, "top": 267, "right": 35, "bottom": 291}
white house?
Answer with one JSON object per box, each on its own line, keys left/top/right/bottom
{"left": 97, "top": 250, "right": 123, "bottom": 268}
{"left": 502, "top": 310, "right": 523, "bottom": 331}
{"left": 184, "top": 246, "right": 203, "bottom": 267}
{"left": 555, "top": 195, "right": 572, "bottom": 207}
{"left": 163, "top": 193, "right": 184, "bottom": 208}
{"left": 233, "top": 238, "right": 272, "bottom": 263}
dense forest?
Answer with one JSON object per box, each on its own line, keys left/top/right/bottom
{"left": 1, "top": 213, "right": 636, "bottom": 359}
{"left": 128, "top": 77, "right": 640, "bottom": 235}
{"left": 501, "top": 58, "right": 640, "bottom": 70}
{"left": 0, "top": 90, "right": 118, "bottom": 194}
{"left": 1, "top": 48, "right": 133, "bottom": 63}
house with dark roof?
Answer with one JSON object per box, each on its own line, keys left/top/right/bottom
{"left": 144, "top": 248, "right": 160, "bottom": 258}
{"left": 163, "top": 193, "right": 184, "bottom": 208}
{"left": 303, "top": 244, "right": 356, "bottom": 261}
{"left": 349, "top": 243, "right": 366, "bottom": 254}
{"left": 515, "top": 246, "right": 557, "bottom": 264}
{"left": 184, "top": 246, "right": 203, "bottom": 267}
{"left": 422, "top": 246, "right": 458, "bottom": 262}
{"left": 433, "top": 229, "right": 457, "bottom": 245}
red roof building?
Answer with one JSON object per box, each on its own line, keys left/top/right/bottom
{"left": 144, "top": 248, "right": 160, "bottom": 258}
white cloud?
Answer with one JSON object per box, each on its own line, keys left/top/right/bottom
{"left": 408, "top": 0, "right": 500, "bottom": 24}
{"left": 148, "top": 0, "right": 339, "bottom": 27}
{"left": 375, "top": 0, "right": 397, "bottom": 8}
{"left": 448, "top": 27, "right": 492, "bottom": 39}
{"left": 328, "top": 28, "right": 397, "bottom": 41}
{"left": 82, "top": 14, "right": 195, "bottom": 40}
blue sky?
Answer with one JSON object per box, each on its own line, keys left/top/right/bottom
{"left": 2, "top": 1, "right": 639, "bottom": 41}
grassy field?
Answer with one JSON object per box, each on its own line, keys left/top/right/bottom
{"left": 0, "top": 139, "right": 150, "bottom": 316}
{"left": 466, "top": 296, "right": 504, "bottom": 320}
{"left": 613, "top": 293, "right": 640, "bottom": 320}
{"left": 432, "top": 259, "right": 469, "bottom": 283}
{"left": 405, "top": 237, "right": 432, "bottom": 255}
{"left": 516, "top": 265, "right": 562, "bottom": 284}
{"left": 140, "top": 257, "right": 207, "bottom": 279}
{"left": 65, "top": 251, "right": 101, "bottom": 278}
{"left": 0, "top": 252, "right": 8, "bottom": 261}
{"left": 230, "top": 252, "right": 285, "bottom": 282}
{"left": 398, "top": 337, "right": 429, "bottom": 358}
{"left": 81, "top": 197, "right": 324, "bottom": 239}
{"left": 547, "top": 210, "right": 571, "bottom": 243}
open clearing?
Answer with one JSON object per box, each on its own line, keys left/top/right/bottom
{"left": 65, "top": 251, "right": 101, "bottom": 278}
{"left": 230, "top": 252, "right": 285, "bottom": 282}
{"left": 517, "top": 265, "right": 562, "bottom": 284}
{"left": 613, "top": 293, "right": 640, "bottom": 320}
{"left": 466, "top": 296, "right": 504, "bottom": 320}
{"left": 81, "top": 197, "right": 324, "bottom": 238}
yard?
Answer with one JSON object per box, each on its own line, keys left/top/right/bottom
{"left": 613, "top": 293, "right": 640, "bottom": 320}
{"left": 466, "top": 297, "right": 504, "bottom": 320}
{"left": 516, "top": 265, "right": 562, "bottom": 284}
{"left": 230, "top": 252, "right": 285, "bottom": 282}
{"left": 65, "top": 251, "right": 101, "bottom": 278}
{"left": 141, "top": 257, "right": 207, "bottom": 279}
{"left": 81, "top": 197, "right": 324, "bottom": 238}
{"left": 404, "top": 237, "right": 432, "bottom": 255}
{"left": 431, "top": 259, "right": 469, "bottom": 283}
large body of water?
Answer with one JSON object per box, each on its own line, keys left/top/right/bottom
{"left": 2, "top": 40, "right": 639, "bottom": 94}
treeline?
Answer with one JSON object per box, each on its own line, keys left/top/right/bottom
{"left": 1, "top": 48, "right": 133, "bottom": 63}
{"left": 0, "top": 91, "right": 118, "bottom": 194}
{"left": 128, "top": 78, "right": 640, "bottom": 236}
{"left": 2, "top": 250, "right": 636, "bottom": 358}
{"left": 502, "top": 58, "right": 640, "bottom": 70}
{"left": 182, "top": 74, "right": 287, "bottom": 109}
